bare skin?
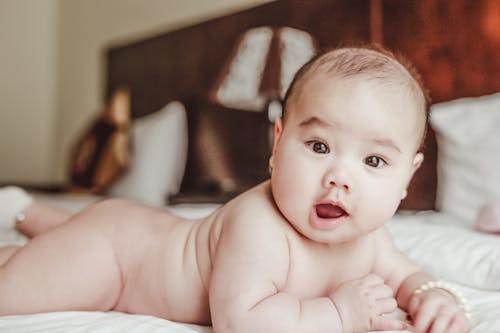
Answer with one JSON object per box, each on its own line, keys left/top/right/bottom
{"left": 1, "top": 197, "right": 216, "bottom": 324}
{"left": 15, "top": 201, "right": 71, "bottom": 237}
{"left": 0, "top": 182, "right": 400, "bottom": 327}
{"left": 0, "top": 180, "right": 457, "bottom": 332}
{"left": 0, "top": 47, "right": 469, "bottom": 333}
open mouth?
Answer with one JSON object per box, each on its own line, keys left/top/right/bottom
{"left": 309, "top": 203, "right": 349, "bottom": 230}
{"left": 315, "top": 203, "right": 348, "bottom": 219}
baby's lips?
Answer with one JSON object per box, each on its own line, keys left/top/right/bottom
{"left": 315, "top": 203, "right": 347, "bottom": 219}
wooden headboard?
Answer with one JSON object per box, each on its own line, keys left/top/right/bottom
{"left": 106, "top": 0, "right": 500, "bottom": 209}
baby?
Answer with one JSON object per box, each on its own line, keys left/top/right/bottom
{"left": 0, "top": 45, "right": 469, "bottom": 333}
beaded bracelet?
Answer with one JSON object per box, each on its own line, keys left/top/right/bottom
{"left": 414, "top": 281, "right": 471, "bottom": 319}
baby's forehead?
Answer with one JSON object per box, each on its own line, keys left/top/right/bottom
{"left": 290, "top": 51, "right": 426, "bottom": 115}
{"left": 295, "top": 70, "right": 421, "bottom": 112}
{"left": 289, "top": 73, "right": 427, "bottom": 148}
{"left": 283, "top": 47, "right": 428, "bottom": 149}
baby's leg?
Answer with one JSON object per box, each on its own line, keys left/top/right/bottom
{"left": 0, "top": 245, "right": 20, "bottom": 266}
{"left": 0, "top": 186, "right": 71, "bottom": 237}
{"left": 16, "top": 201, "right": 72, "bottom": 237}
{"left": 0, "top": 201, "right": 123, "bottom": 315}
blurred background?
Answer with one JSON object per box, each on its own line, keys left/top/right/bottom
{"left": 0, "top": 0, "right": 271, "bottom": 185}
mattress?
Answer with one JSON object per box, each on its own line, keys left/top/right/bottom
{"left": 0, "top": 194, "right": 499, "bottom": 332}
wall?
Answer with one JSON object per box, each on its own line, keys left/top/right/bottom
{"left": 0, "top": 0, "right": 272, "bottom": 184}
{"left": 0, "top": 0, "right": 59, "bottom": 183}
{"left": 54, "top": 0, "right": 273, "bottom": 182}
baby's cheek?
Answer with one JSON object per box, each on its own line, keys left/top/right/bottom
{"left": 273, "top": 177, "right": 315, "bottom": 225}
{"left": 363, "top": 194, "right": 400, "bottom": 225}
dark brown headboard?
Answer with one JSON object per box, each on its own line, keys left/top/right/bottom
{"left": 382, "top": 0, "right": 500, "bottom": 209}
{"left": 106, "top": 0, "right": 500, "bottom": 209}
{"left": 106, "top": 0, "right": 370, "bottom": 116}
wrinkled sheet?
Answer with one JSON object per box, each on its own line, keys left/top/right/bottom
{"left": 1, "top": 194, "right": 498, "bottom": 332}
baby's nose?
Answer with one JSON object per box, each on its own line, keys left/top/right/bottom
{"left": 323, "top": 164, "right": 351, "bottom": 191}
{"left": 327, "top": 178, "right": 350, "bottom": 191}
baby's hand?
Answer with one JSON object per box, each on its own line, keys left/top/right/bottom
{"left": 330, "top": 274, "right": 407, "bottom": 333}
{"left": 408, "top": 288, "right": 470, "bottom": 333}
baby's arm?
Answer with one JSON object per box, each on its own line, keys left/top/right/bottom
{"left": 374, "top": 228, "right": 470, "bottom": 333}
{"left": 209, "top": 208, "right": 405, "bottom": 333}
{"left": 210, "top": 210, "right": 340, "bottom": 333}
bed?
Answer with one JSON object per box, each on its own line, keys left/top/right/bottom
{"left": 1, "top": 203, "right": 500, "bottom": 332}
{"left": 2, "top": 0, "right": 500, "bottom": 332}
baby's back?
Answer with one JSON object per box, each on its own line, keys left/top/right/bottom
{"left": 110, "top": 202, "right": 224, "bottom": 325}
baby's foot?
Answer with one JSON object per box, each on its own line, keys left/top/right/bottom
{"left": 476, "top": 201, "right": 500, "bottom": 234}
{"left": 0, "top": 187, "right": 33, "bottom": 228}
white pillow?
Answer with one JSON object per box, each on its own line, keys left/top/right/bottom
{"left": 107, "top": 101, "right": 188, "bottom": 206}
{"left": 430, "top": 92, "right": 500, "bottom": 225}
{"left": 389, "top": 211, "right": 500, "bottom": 290}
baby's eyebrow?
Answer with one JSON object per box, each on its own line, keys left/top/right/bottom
{"left": 299, "top": 116, "right": 402, "bottom": 153}
{"left": 370, "top": 138, "right": 402, "bottom": 153}
{"left": 298, "top": 116, "right": 335, "bottom": 128}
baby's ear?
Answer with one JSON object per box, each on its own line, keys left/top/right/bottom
{"left": 271, "top": 117, "right": 283, "bottom": 155}
{"left": 411, "top": 152, "right": 424, "bottom": 176}
{"left": 401, "top": 153, "right": 424, "bottom": 200}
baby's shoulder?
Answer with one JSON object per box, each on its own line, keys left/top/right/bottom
{"left": 223, "top": 181, "right": 280, "bottom": 220}
{"left": 216, "top": 181, "right": 290, "bottom": 241}
{"left": 371, "top": 225, "right": 415, "bottom": 278}
{"left": 209, "top": 182, "right": 292, "bottom": 290}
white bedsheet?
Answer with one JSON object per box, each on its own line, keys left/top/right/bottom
{"left": 0, "top": 194, "right": 499, "bottom": 332}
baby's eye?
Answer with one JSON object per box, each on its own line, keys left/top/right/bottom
{"left": 365, "top": 156, "right": 386, "bottom": 168}
{"left": 306, "top": 140, "right": 330, "bottom": 154}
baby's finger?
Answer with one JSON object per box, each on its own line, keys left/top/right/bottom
{"left": 362, "top": 273, "right": 384, "bottom": 286}
{"left": 371, "top": 316, "right": 408, "bottom": 332}
{"left": 447, "top": 316, "right": 469, "bottom": 333}
{"left": 376, "top": 297, "right": 398, "bottom": 314}
{"left": 407, "top": 295, "right": 420, "bottom": 318}
{"left": 371, "top": 283, "right": 394, "bottom": 299}
{"left": 413, "top": 299, "right": 441, "bottom": 332}
{"left": 429, "top": 309, "right": 452, "bottom": 333}
{"left": 447, "top": 321, "right": 461, "bottom": 333}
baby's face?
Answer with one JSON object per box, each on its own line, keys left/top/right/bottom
{"left": 270, "top": 75, "right": 424, "bottom": 245}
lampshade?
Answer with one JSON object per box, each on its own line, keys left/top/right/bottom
{"left": 210, "top": 26, "right": 317, "bottom": 115}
